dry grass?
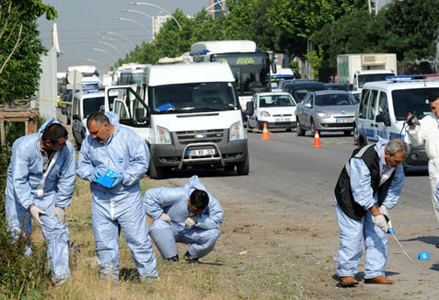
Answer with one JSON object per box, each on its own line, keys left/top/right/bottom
{"left": 30, "top": 176, "right": 333, "bottom": 300}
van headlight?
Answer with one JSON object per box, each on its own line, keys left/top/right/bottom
{"left": 157, "top": 125, "right": 171, "bottom": 144}
{"left": 229, "top": 121, "right": 243, "bottom": 141}
{"left": 260, "top": 111, "right": 270, "bottom": 117}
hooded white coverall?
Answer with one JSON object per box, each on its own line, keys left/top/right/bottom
{"left": 336, "top": 137, "right": 405, "bottom": 279}
{"left": 407, "top": 113, "right": 439, "bottom": 227}
{"left": 144, "top": 176, "right": 224, "bottom": 260}
{"left": 76, "top": 113, "right": 157, "bottom": 281}
{"left": 5, "top": 118, "right": 76, "bottom": 283}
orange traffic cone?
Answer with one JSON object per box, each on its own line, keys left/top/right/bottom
{"left": 261, "top": 123, "right": 270, "bottom": 140}
{"left": 313, "top": 130, "right": 322, "bottom": 148}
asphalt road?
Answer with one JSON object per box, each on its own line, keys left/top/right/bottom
{"left": 168, "top": 128, "right": 431, "bottom": 216}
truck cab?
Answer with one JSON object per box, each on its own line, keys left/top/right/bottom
{"left": 337, "top": 53, "right": 397, "bottom": 92}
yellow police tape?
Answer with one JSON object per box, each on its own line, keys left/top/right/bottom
{"left": 35, "top": 98, "right": 72, "bottom": 105}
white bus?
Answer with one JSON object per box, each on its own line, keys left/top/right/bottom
{"left": 190, "top": 40, "right": 273, "bottom": 109}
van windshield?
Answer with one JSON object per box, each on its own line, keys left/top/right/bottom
{"left": 83, "top": 95, "right": 116, "bottom": 118}
{"left": 149, "top": 82, "right": 240, "bottom": 113}
{"left": 392, "top": 88, "right": 439, "bottom": 120}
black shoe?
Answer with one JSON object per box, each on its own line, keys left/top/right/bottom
{"left": 167, "top": 255, "right": 179, "bottom": 262}
{"left": 184, "top": 251, "right": 199, "bottom": 263}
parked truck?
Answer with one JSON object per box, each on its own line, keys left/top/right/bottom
{"left": 337, "top": 53, "right": 397, "bottom": 91}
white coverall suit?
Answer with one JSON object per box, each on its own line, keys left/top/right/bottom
{"left": 144, "top": 176, "right": 224, "bottom": 260}
{"left": 336, "top": 138, "right": 405, "bottom": 279}
{"left": 76, "top": 113, "right": 157, "bottom": 281}
{"left": 407, "top": 113, "right": 439, "bottom": 227}
{"left": 5, "top": 118, "right": 76, "bottom": 283}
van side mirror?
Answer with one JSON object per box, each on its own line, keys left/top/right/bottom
{"left": 72, "top": 114, "right": 80, "bottom": 121}
{"left": 135, "top": 107, "right": 148, "bottom": 123}
{"left": 244, "top": 101, "right": 254, "bottom": 116}
{"left": 375, "top": 114, "right": 390, "bottom": 126}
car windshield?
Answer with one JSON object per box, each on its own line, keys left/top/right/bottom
{"left": 315, "top": 93, "right": 357, "bottom": 106}
{"left": 259, "top": 95, "right": 296, "bottom": 107}
{"left": 149, "top": 82, "right": 240, "bottom": 113}
{"left": 392, "top": 88, "right": 439, "bottom": 120}
{"left": 293, "top": 86, "right": 325, "bottom": 103}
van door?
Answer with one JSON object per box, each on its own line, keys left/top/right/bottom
{"left": 71, "top": 95, "right": 83, "bottom": 145}
{"left": 104, "top": 86, "right": 150, "bottom": 139}
{"left": 248, "top": 94, "right": 258, "bottom": 128}
{"left": 357, "top": 89, "right": 370, "bottom": 146}
{"left": 365, "top": 89, "right": 379, "bottom": 143}
{"left": 374, "top": 90, "right": 391, "bottom": 140}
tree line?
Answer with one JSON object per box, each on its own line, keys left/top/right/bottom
{"left": 121, "top": 0, "right": 439, "bottom": 81}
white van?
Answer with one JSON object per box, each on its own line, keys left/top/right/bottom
{"left": 355, "top": 75, "right": 439, "bottom": 169}
{"left": 103, "top": 62, "right": 249, "bottom": 179}
{"left": 71, "top": 89, "right": 118, "bottom": 147}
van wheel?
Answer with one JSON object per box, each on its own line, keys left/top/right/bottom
{"left": 148, "top": 158, "right": 164, "bottom": 179}
{"left": 353, "top": 125, "right": 359, "bottom": 144}
{"left": 297, "top": 119, "right": 305, "bottom": 136}
{"left": 343, "top": 130, "right": 351, "bottom": 136}
{"left": 257, "top": 121, "right": 264, "bottom": 131}
{"left": 359, "top": 136, "right": 367, "bottom": 148}
{"left": 73, "top": 132, "right": 81, "bottom": 149}
{"left": 237, "top": 155, "right": 249, "bottom": 175}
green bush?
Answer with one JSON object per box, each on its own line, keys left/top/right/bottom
{"left": 0, "top": 149, "right": 48, "bottom": 299}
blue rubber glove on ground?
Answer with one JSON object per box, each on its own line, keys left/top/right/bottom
{"left": 111, "top": 173, "right": 124, "bottom": 188}
{"left": 92, "top": 169, "right": 103, "bottom": 182}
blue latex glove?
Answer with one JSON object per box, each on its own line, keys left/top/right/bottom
{"left": 111, "top": 173, "right": 124, "bottom": 188}
{"left": 92, "top": 169, "right": 103, "bottom": 182}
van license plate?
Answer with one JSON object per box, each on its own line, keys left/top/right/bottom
{"left": 188, "top": 149, "right": 215, "bottom": 157}
{"left": 276, "top": 118, "right": 290, "bottom": 122}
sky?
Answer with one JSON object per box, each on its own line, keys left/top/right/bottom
{"left": 37, "top": 0, "right": 209, "bottom": 73}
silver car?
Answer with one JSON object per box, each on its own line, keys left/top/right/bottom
{"left": 296, "top": 90, "right": 358, "bottom": 136}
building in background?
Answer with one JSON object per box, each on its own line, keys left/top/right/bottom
{"left": 208, "top": 0, "right": 227, "bottom": 20}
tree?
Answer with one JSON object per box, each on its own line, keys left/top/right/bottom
{"left": 313, "top": 0, "right": 439, "bottom": 77}
{"left": 313, "top": 10, "right": 386, "bottom": 69}
{"left": 267, "top": 0, "right": 368, "bottom": 57}
{"left": 153, "top": 9, "right": 193, "bottom": 59}
{"left": 380, "top": 0, "right": 439, "bottom": 62}
{"left": 0, "top": 0, "right": 57, "bottom": 104}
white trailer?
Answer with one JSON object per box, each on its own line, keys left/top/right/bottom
{"left": 337, "top": 53, "right": 397, "bottom": 91}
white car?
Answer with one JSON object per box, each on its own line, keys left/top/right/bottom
{"left": 246, "top": 92, "right": 297, "bottom": 131}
